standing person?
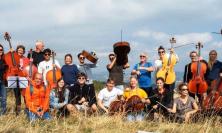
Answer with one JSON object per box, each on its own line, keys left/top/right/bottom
{"left": 38, "top": 48, "right": 61, "bottom": 86}
{"left": 13, "top": 45, "right": 30, "bottom": 115}
{"left": 107, "top": 52, "right": 129, "bottom": 90}
{"left": 168, "top": 83, "right": 198, "bottom": 123}
{"left": 206, "top": 50, "right": 222, "bottom": 88}
{"left": 77, "top": 53, "right": 97, "bottom": 91}
{"left": 50, "top": 78, "right": 69, "bottom": 117}
{"left": 25, "top": 73, "right": 51, "bottom": 121}
{"left": 131, "top": 52, "right": 154, "bottom": 96}
{"left": 123, "top": 76, "right": 150, "bottom": 121}
{"left": 154, "top": 46, "right": 179, "bottom": 101}
{"left": 183, "top": 51, "right": 198, "bottom": 83}
{"left": 67, "top": 72, "right": 97, "bottom": 114}
{"left": 61, "top": 54, "right": 79, "bottom": 86}
{"left": 0, "top": 44, "right": 7, "bottom": 115}
{"left": 27, "top": 40, "right": 45, "bottom": 67}
{"left": 97, "top": 78, "right": 123, "bottom": 114}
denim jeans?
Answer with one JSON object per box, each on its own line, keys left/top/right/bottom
{"left": 27, "top": 111, "right": 51, "bottom": 122}
{"left": 126, "top": 111, "right": 145, "bottom": 121}
{"left": 0, "top": 81, "right": 7, "bottom": 115}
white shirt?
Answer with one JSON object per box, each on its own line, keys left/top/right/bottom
{"left": 38, "top": 59, "right": 61, "bottom": 85}
{"left": 98, "top": 87, "right": 123, "bottom": 107}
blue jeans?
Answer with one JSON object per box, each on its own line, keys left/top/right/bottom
{"left": 0, "top": 81, "right": 7, "bottom": 115}
{"left": 126, "top": 111, "right": 145, "bottom": 121}
{"left": 27, "top": 111, "right": 51, "bottom": 122}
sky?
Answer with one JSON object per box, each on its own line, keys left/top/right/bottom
{"left": 0, "top": 0, "right": 221, "bottom": 80}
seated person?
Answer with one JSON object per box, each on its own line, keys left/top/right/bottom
{"left": 123, "top": 76, "right": 150, "bottom": 121}
{"left": 25, "top": 73, "right": 51, "bottom": 121}
{"left": 50, "top": 78, "right": 69, "bottom": 117}
{"left": 150, "top": 77, "right": 172, "bottom": 120}
{"left": 168, "top": 83, "right": 198, "bottom": 123}
{"left": 97, "top": 78, "right": 123, "bottom": 114}
{"left": 67, "top": 72, "right": 97, "bottom": 114}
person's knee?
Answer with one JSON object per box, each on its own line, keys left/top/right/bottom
{"left": 91, "top": 104, "right": 97, "bottom": 112}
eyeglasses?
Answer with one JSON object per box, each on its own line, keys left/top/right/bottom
{"left": 79, "top": 57, "right": 85, "bottom": 60}
{"left": 140, "top": 55, "right": 146, "bottom": 58}
{"left": 78, "top": 77, "right": 85, "bottom": 80}
{"left": 158, "top": 51, "right": 165, "bottom": 54}
{"left": 44, "top": 53, "right": 51, "bottom": 56}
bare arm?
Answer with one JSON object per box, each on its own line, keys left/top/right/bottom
{"left": 168, "top": 103, "right": 176, "bottom": 113}
{"left": 97, "top": 99, "right": 108, "bottom": 113}
{"left": 107, "top": 57, "right": 116, "bottom": 70}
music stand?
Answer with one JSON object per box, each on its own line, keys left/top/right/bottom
{"left": 7, "top": 76, "right": 28, "bottom": 88}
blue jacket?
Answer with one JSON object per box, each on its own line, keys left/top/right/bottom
{"left": 50, "top": 88, "right": 69, "bottom": 109}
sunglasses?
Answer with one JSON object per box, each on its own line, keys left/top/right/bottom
{"left": 44, "top": 53, "right": 51, "bottom": 56}
{"left": 158, "top": 51, "right": 165, "bottom": 54}
{"left": 79, "top": 57, "right": 85, "bottom": 60}
{"left": 0, "top": 49, "right": 3, "bottom": 52}
{"left": 140, "top": 55, "right": 146, "bottom": 58}
{"left": 78, "top": 77, "right": 86, "bottom": 80}
{"left": 180, "top": 88, "right": 188, "bottom": 91}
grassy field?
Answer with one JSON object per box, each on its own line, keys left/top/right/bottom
{"left": 1, "top": 82, "right": 222, "bottom": 133}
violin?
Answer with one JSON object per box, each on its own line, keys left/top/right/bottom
{"left": 125, "top": 95, "right": 145, "bottom": 113}
{"left": 82, "top": 50, "right": 98, "bottom": 63}
{"left": 108, "top": 100, "right": 125, "bottom": 116}
{"left": 157, "top": 37, "right": 177, "bottom": 84}
{"left": 3, "top": 32, "right": 23, "bottom": 77}
{"left": 188, "top": 42, "right": 208, "bottom": 94}
{"left": 22, "top": 49, "right": 38, "bottom": 80}
{"left": 46, "top": 51, "right": 62, "bottom": 89}
{"left": 203, "top": 78, "right": 222, "bottom": 111}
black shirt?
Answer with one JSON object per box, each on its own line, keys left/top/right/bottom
{"left": 68, "top": 83, "right": 97, "bottom": 106}
{"left": 27, "top": 51, "right": 44, "bottom": 67}
{"left": 0, "top": 59, "right": 7, "bottom": 81}
{"left": 107, "top": 63, "right": 124, "bottom": 85}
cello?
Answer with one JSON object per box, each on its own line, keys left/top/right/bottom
{"left": 22, "top": 49, "right": 38, "bottom": 80}
{"left": 157, "top": 37, "right": 177, "bottom": 84}
{"left": 3, "top": 32, "right": 23, "bottom": 78}
{"left": 203, "top": 77, "right": 222, "bottom": 112}
{"left": 124, "top": 95, "right": 145, "bottom": 113}
{"left": 188, "top": 42, "right": 208, "bottom": 94}
{"left": 46, "top": 51, "right": 62, "bottom": 89}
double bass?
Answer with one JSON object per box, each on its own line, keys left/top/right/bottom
{"left": 113, "top": 41, "right": 130, "bottom": 66}
{"left": 157, "top": 37, "right": 177, "bottom": 84}
{"left": 188, "top": 42, "right": 208, "bottom": 94}
{"left": 3, "top": 32, "right": 23, "bottom": 78}
{"left": 46, "top": 51, "right": 62, "bottom": 89}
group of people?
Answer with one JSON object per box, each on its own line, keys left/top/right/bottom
{"left": 0, "top": 39, "right": 222, "bottom": 123}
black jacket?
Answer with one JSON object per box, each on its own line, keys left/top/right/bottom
{"left": 68, "top": 83, "right": 97, "bottom": 107}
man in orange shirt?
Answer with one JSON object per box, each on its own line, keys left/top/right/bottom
{"left": 25, "top": 73, "right": 51, "bottom": 121}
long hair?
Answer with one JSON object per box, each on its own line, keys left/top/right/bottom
{"left": 56, "top": 78, "right": 66, "bottom": 103}
{"left": 208, "top": 50, "right": 217, "bottom": 70}
{"left": 0, "top": 44, "right": 4, "bottom": 59}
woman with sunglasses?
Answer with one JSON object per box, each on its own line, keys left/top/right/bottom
{"left": 50, "top": 78, "right": 69, "bottom": 117}
{"left": 0, "top": 44, "right": 7, "bottom": 115}
{"left": 131, "top": 52, "right": 154, "bottom": 97}
{"left": 154, "top": 46, "right": 179, "bottom": 103}
{"left": 168, "top": 83, "right": 198, "bottom": 123}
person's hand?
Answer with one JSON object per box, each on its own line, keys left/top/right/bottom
{"left": 153, "top": 105, "right": 158, "bottom": 109}
{"left": 82, "top": 102, "right": 89, "bottom": 106}
{"left": 167, "top": 108, "right": 172, "bottom": 113}
{"left": 78, "top": 97, "right": 86, "bottom": 104}
{"left": 136, "top": 71, "right": 141, "bottom": 75}
{"left": 141, "top": 98, "right": 146, "bottom": 103}
{"left": 185, "top": 112, "right": 191, "bottom": 122}
{"left": 170, "top": 48, "right": 175, "bottom": 54}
